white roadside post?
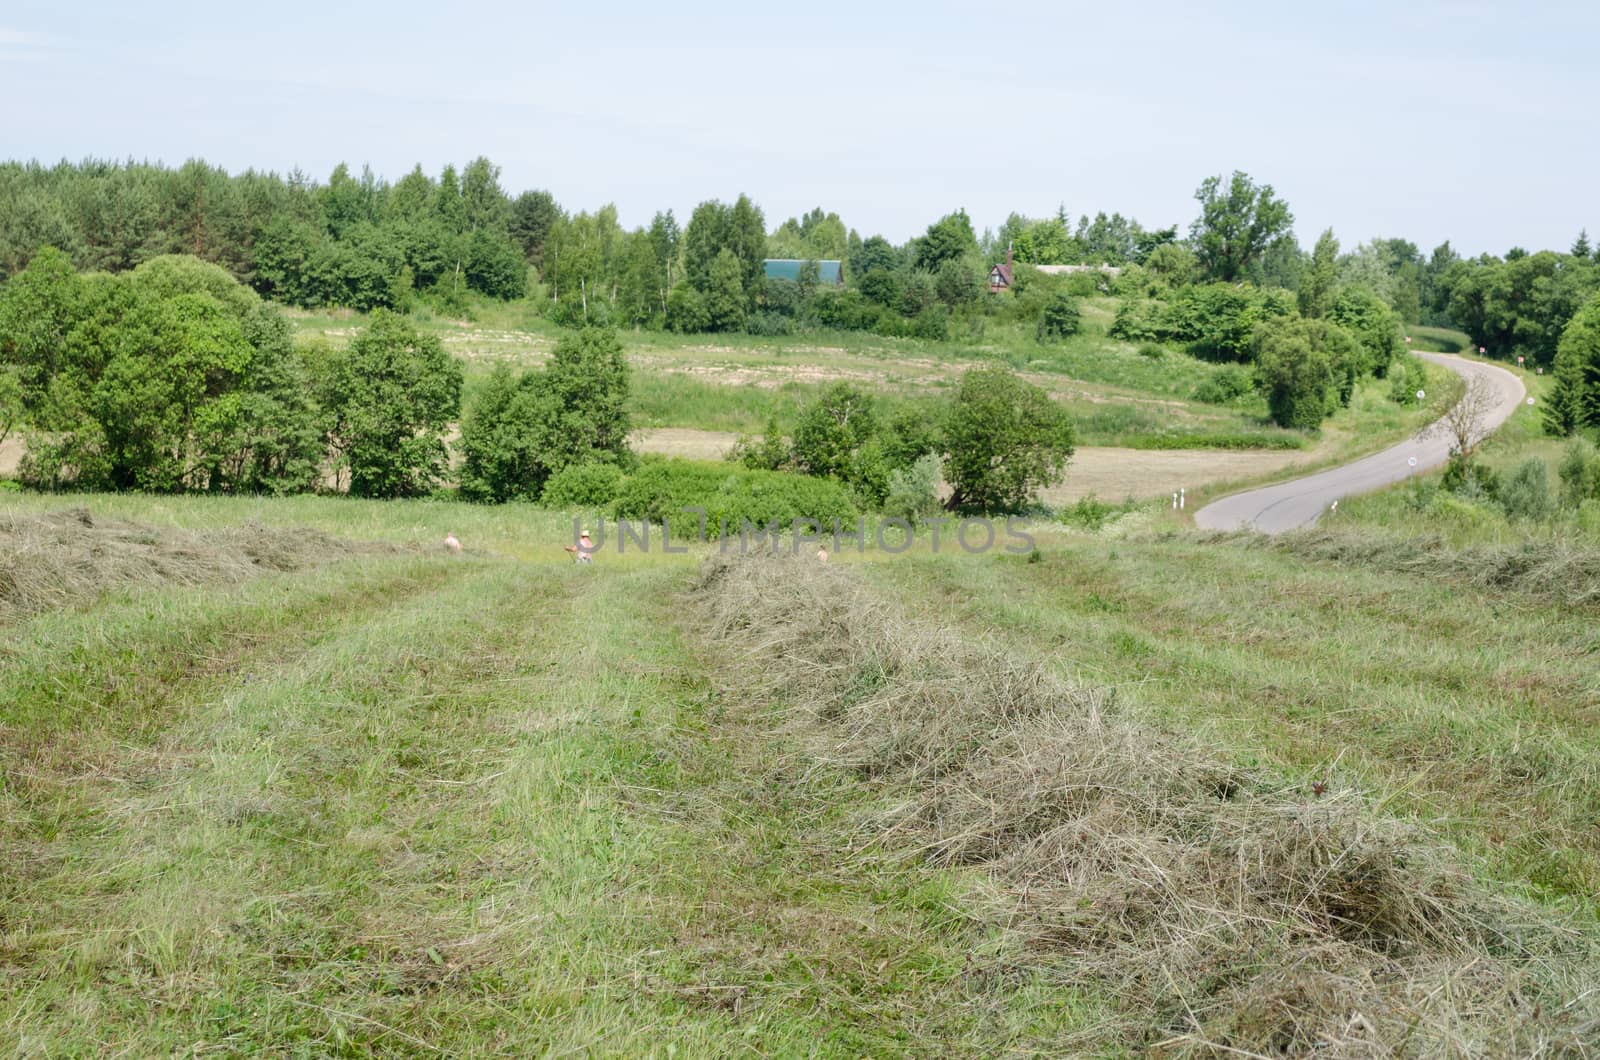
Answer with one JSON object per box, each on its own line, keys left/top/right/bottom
{"left": 1179, "top": 488, "right": 1185, "bottom": 510}
{"left": 1172, "top": 491, "right": 1178, "bottom": 510}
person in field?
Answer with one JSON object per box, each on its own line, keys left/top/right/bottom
{"left": 564, "top": 530, "right": 595, "bottom": 564}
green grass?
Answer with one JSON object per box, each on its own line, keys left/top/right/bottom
{"left": 0, "top": 495, "right": 1100, "bottom": 1054}
{"left": 873, "top": 534, "right": 1600, "bottom": 911}
{"left": 288, "top": 295, "right": 1439, "bottom": 451}
{"left": 5, "top": 488, "right": 1598, "bottom": 1050}
{"left": 1405, "top": 324, "right": 1472, "bottom": 353}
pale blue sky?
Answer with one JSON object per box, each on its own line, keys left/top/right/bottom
{"left": 1, "top": 1, "right": 1593, "bottom": 255}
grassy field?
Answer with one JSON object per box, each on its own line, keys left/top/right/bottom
{"left": 284, "top": 298, "right": 1433, "bottom": 454}
{"left": 4, "top": 491, "right": 1598, "bottom": 1054}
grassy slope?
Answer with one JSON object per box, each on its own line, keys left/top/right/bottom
{"left": 1, "top": 500, "right": 1092, "bottom": 1055}
{"left": 285, "top": 298, "right": 1423, "bottom": 453}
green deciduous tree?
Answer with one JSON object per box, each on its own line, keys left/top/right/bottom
{"left": 1189, "top": 171, "right": 1295, "bottom": 282}
{"left": 1299, "top": 229, "right": 1340, "bottom": 319}
{"left": 944, "top": 364, "right": 1075, "bottom": 514}
{"left": 320, "top": 310, "right": 461, "bottom": 497}
{"left": 1253, "top": 317, "right": 1338, "bottom": 429}
{"left": 458, "top": 327, "right": 633, "bottom": 502}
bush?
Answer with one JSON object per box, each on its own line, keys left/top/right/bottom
{"left": 540, "top": 462, "right": 625, "bottom": 509}
{"left": 1388, "top": 353, "right": 1429, "bottom": 406}
{"left": 458, "top": 327, "right": 633, "bottom": 503}
{"left": 1558, "top": 438, "right": 1600, "bottom": 507}
{"left": 1252, "top": 317, "right": 1335, "bottom": 429}
{"left": 1060, "top": 494, "right": 1117, "bottom": 531}
{"left": 944, "top": 364, "right": 1075, "bottom": 515}
{"left": 611, "top": 458, "right": 858, "bottom": 538}
{"left": 1192, "top": 363, "right": 1255, "bottom": 404}
{"left": 883, "top": 452, "right": 943, "bottom": 526}
{"left": 665, "top": 283, "right": 710, "bottom": 333}
{"left": 1035, "top": 291, "right": 1082, "bottom": 342}
{"left": 1137, "top": 342, "right": 1166, "bottom": 360}
{"left": 322, "top": 310, "right": 463, "bottom": 498}
{"left": 1108, "top": 299, "right": 1158, "bottom": 342}
{"left": 1442, "top": 452, "right": 1501, "bottom": 501}
{"left": 744, "top": 310, "right": 793, "bottom": 337}
{"left": 1500, "top": 458, "right": 1556, "bottom": 521}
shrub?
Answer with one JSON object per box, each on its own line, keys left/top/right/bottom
{"left": 1252, "top": 318, "right": 1334, "bottom": 429}
{"left": 1388, "top": 353, "right": 1429, "bottom": 406}
{"left": 744, "top": 310, "right": 793, "bottom": 337}
{"left": 665, "top": 283, "right": 710, "bottom": 333}
{"left": 944, "top": 364, "right": 1075, "bottom": 515}
{"left": 1442, "top": 452, "right": 1501, "bottom": 501}
{"left": 1061, "top": 494, "right": 1117, "bottom": 531}
{"left": 1558, "top": 437, "right": 1600, "bottom": 507}
{"left": 883, "top": 452, "right": 943, "bottom": 526}
{"left": 1137, "top": 342, "right": 1166, "bottom": 360}
{"left": 1192, "top": 363, "right": 1255, "bottom": 404}
{"left": 1500, "top": 458, "right": 1555, "bottom": 521}
{"left": 1035, "top": 291, "right": 1082, "bottom": 342}
{"left": 611, "top": 458, "right": 858, "bottom": 538}
{"left": 540, "top": 462, "right": 625, "bottom": 509}
{"left": 1108, "top": 299, "right": 1158, "bottom": 342}
{"left": 458, "top": 327, "right": 633, "bottom": 503}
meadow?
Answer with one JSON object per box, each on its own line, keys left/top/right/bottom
{"left": 285, "top": 298, "right": 1446, "bottom": 457}
{"left": 3, "top": 489, "right": 1597, "bottom": 1054}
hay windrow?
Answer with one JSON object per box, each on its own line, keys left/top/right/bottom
{"left": 691, "top": 554, "right": 1600, "bottom": 1056}
{"left": 0, "top": 507, "right": 410, "bottom": 620}
{"left": 1204, "top": 527, "right": 1600, "bottom": 608}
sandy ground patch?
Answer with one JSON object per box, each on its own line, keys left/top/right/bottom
{"left": 631, "top": 428, "right": 1313, "bottom": 502}
{"left": 1039, "top": 446, "right": 1314, "bottom": 504}
{"left": 634, "top": 428, "right": 740, "bottom": 461}
{"left": 0, "top": 436, "right": 22, "bottom": 477}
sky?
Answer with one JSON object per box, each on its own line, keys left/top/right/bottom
{"left": 1, "top": 0, "right": 1594, "bottom": 256}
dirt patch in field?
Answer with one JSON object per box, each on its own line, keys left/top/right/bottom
{"left": 1042, "top": 446, "right": 1315, "bottom": 503}
{"left": 0, "top": 436, "right": 21, "bottom": 477}
{"left": 634, "top": 428, "right": 740, "bottom": 461}
{"left": 0, "top": 508, "right": 412, "bottom": 620}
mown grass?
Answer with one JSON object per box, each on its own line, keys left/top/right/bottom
{"left": 875, "top": 534, "right": 1600, "bottom": 912}
{"left": 0, "top": 499, "right": 1099, "bottom": 1054}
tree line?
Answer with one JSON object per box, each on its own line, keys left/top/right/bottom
{"left": 4, "top": 158, "right": 1595, "bottom": 359}
{"left": 0, "top": 248, "right": 1077, "bottom": 517}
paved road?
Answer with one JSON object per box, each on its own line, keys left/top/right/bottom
{"left": 1193, "top": 353, "right": 1527, "bottom": 533}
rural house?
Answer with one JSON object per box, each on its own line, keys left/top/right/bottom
{"left": 987, "top": 247, "right": 1014, "bottom": 292}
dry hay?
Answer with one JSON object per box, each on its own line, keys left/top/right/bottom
{"left": 691, "top": 555, "right": 1600, "bottom": 1056}
{"left": 1208, "top": 528, "right": 1600, "bottom": 609}
{"left": 0, "top": 507, "right": 406, "bottom": 620}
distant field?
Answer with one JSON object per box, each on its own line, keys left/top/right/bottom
{"left": 284, "top": 299, "right": 1451, "bottom": 469}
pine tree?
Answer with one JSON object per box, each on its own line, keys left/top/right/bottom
{"left": 1573, "top": 229, "right": 1592, "bottom": 260}
{"left": 1298, "top": 229, "right": 1340, "bottom": 319}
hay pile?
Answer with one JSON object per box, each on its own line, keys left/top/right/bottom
{"left": 693, "top": 555, "right": 1600, "bottom": 1055}
{"left": 1207, "top": 528, "right": 1600, "bottom": 608}
{"left": 0, "top": 508, "right": 402, "bottom": 619}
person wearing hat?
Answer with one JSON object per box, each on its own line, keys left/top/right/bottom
{"left": 564, "top": 530, "right": 595, "bottom": 564}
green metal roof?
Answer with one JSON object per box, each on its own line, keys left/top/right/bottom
{"left": 762, "top": 259, "right": 844, "bottom": 285}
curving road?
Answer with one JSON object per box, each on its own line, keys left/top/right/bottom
{"left": 1193, "top": 353, "right": 1527, "bottom": 533}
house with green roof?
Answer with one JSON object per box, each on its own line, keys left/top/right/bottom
{"left": 762, "top": 259, "right": 845, "bottom": 286}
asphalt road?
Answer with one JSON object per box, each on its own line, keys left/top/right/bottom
{"left": 1192, "top": 353, "right": 1528, "bottom": 534}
